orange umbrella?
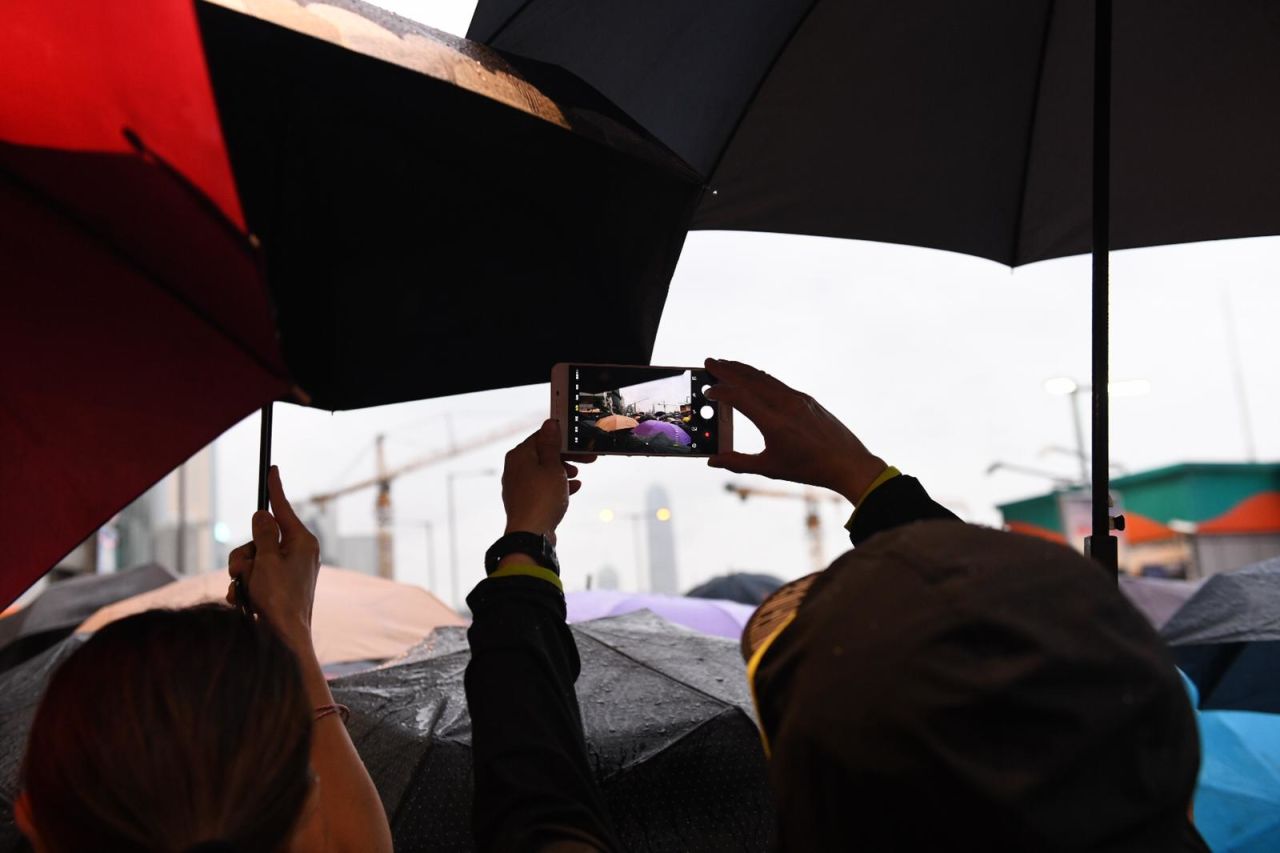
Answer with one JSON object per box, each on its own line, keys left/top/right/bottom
{"left": 78, "top": 566, "right": 464, "bottom": 665}
{"left": 595, "top": 414, "right": 638, "bottom": 432}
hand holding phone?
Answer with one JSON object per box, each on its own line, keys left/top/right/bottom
{"left": 552, "top": 363, "right": 733, "bottom": 458}
{"left": 702, "top": 359, "right": 886, "bottom": 502}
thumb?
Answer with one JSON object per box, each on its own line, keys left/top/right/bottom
{"left": 535, "top": 419, "right": 561, "bottom": 465}
{"left": 708, "top": 451, "right": 771, "bottom": 475}
{"left": 251, "top": 510, "right": 281, "bottom": 555}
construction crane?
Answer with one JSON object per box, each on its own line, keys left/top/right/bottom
{"left": 724, "top": 482, "right": 847, "bottom": 572}
{"left": 308, "top": 417, "right": 540, "bottom": 579}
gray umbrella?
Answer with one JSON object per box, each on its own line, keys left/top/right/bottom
{"left": 0, "top": 611, "right": 771, "bottom": 852}
{"left": 0, "top": 563, "right": 175, "bottom": 674}
{"left": 337, "top": 610, "right": 772, "bottom": 851}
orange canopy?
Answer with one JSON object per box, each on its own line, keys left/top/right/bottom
{"left": 78, "top": 566, "right": 464, "bottom": 665}
{"left": 1198, "top": 492, "right": 1280, "bottom": 536}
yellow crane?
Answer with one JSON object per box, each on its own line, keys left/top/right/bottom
{"left": 308, "top": 417, "right": 540, "bottom": 579}
{"left": 724, "top": 482, "right": 847, "bottom": 573}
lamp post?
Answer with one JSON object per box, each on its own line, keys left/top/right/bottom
{"left": 447, "top": 469, "right": 496, "bottom": 607}
{"left": 397, "top": 519, "right": 438, "bottom": 592}
{"left": 1044, "top": 377, "right": 1149, "bottom": 487}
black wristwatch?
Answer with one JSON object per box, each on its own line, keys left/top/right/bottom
{"left": 485, "top": 532, "right": 560, "bottom": 576}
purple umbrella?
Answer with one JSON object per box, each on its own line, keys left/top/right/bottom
{"left": 566, "top": 591, "right": 754, "bottom": 640}
{"left": 634, "top": 419, "right": 692, "bottom": 446}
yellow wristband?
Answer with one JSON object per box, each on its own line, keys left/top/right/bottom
{"left": 489, "top": 562, "right": 564, "bottom": 592}
{"left": 845, "top": 466, "right": 902, "bottom": 532}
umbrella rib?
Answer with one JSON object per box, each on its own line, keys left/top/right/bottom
{"left": 483, "top": 0, "right": 538, "bottom": 42}
{"left": 0, "top": 165, "right": 290, "bottom": 386}
{"left": 1008, "top": 0, "right": 1058, "bottom": 266}
{"left": 702, "top": 0, "right": 823, "bottom": 182}
{"left": 574, "top": 630, "right": 739, "bottom": 710}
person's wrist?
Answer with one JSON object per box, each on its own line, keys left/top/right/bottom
{"left": 504, "top": 519, "right": 557, "bottom": 545}
{"left": 267, "top": 613, "right": 313, "bottom": 654}
{"left": 833, "top": 455, "right": 888, "bottom": 505}
{"left": 496, "top": 552, "right": 541, "bottom": 571}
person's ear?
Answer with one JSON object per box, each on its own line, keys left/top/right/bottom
{"left": 15, "top": 791, "right": 47, "bottom": 852}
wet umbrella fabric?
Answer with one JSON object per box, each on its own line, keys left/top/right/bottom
{"left": 0, "top": 563, "right": 175, "bottom": 674}
{"left": 337, "top": 610, "right": 771, "bottom": 851}
{"left": 1119, "top": 575, "right": 1203, "bottom": 631}
{"left": 565, "top": 590, "right": 753, "bottom": 639}
{"left": 1163, "top": 556, "right": 1280, "bottom": 714}
{"left": 686, "top": 572, "right": 784, "bottom": 606}
{"left": 633, "top": 419, "right": 692, "bottom": 446}
{"left": 0, "top": 0, "right": 701, "bottom": 609}
{"left": 0, "top": 611, "right": 771, "bottom": 852}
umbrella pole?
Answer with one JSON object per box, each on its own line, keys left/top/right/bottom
{"left": 234, "top": 402, "right": 273, "bottom": 615}
{"left": 256, "top": 402, "right": 274, "bottom": 512}
{"left": 1088, "top": 0, "right": 1119, "bottom": 576}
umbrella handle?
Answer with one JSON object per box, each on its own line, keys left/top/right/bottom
{"left": 235, "top": 403, "right": 274, "bottom": 615}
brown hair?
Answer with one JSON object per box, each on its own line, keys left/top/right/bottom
{"left": 22, "top": 604, "right": 312, "bottom": 853}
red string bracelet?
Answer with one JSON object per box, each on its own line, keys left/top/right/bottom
{"left": 314, "top": 703, "right": 350, "bottom": 724}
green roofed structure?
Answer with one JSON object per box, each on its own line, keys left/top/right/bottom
{"left": 999, "top": 463, "right": 1280, "bottom": 579}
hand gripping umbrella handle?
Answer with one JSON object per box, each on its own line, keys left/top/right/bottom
{"left": 235, "top": 403, "right": 273, "bottom": 615}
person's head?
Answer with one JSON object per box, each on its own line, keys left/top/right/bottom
{"left": 18, "top": 604, "right": 314, "bottom": 853}
{"left": 743, "top": 522, "right": 1204, "bottom": 852}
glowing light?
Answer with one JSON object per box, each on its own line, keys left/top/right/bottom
{"left": 598, "top": 508, "right": 615, "bottom": 523}
{"left": 1043, "top": 377, "right": 1078, "bottom": 396}
{"left": 655, "top": 507, "right": 672, "bottom": 522}
{"left": 213, "top": 521, "right": 231, "bottom": 544}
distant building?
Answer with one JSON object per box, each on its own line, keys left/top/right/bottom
{"left": 646, "top": 484, "right": 678, "bottom": 593}
{"left": 999, "top": 462, "right": 1280, "bottom": 579}
{"left": 594, "top": 565, "right": 621, "bottom": 591}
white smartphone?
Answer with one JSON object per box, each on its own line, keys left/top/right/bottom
{"left": 551, "top": 363, "right": 733, "bottom": 457}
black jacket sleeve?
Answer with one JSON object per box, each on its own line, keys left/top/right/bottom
{"left": 465, "top": 575, "right": 619, "bottom": 853}
{"left": 847, "top": 474, "right": 960, "bottom": 546}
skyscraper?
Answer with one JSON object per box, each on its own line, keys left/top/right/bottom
{"left": 645, "top": 484, "right": 678, "bottom": 594}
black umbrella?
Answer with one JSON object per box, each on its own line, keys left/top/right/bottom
{"left": 1162, "top": 556, "right": 1280, "bottom": 714}
{"left": 685, "top": 572, "right": 783, "bottom": 606}
{"left": 334, "top": 610, "right": 771, "bottom": 852}
{"left": 0, "top": 564, "right": 175, "bottom": 674}
{"left": 2, "top": 0, "right": 702, "bottom": 608}
{"left": 468, "top": 0, "right": 1280, "bottom": 571}
{"left": 0, "top": 612, "right": 771, "bottom": 853}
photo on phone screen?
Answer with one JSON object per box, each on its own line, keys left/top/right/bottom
{"left": 563, "top": 364, "right": 724, "bottom": 457}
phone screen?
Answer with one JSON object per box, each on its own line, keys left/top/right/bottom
{"left": 567, "top": 364, "right": 720, "bottom": 456}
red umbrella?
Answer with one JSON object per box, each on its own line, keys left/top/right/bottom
{"left": 0, "top": 0, "right": 701, "bottom": 608}
{"left": 0, "top": 1, "right": 291, "bottom": 608}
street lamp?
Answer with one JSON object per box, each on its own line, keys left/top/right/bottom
{"left": 447, "top": 468, "right": 496, "bottom": 607}
{"left": 1043, "top": 377, "right": 1150, "bottom": 486}
{"left": 397, "top": 519, "right": 438, "bottom": 593}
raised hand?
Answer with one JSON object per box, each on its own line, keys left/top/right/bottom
{"left": 226, "top": 466, "right": 319, "bottom": 643}
{"left": 501, "top": 419, "right": 593, "bottom": 545}
{"left": 704, "top": 358, "right": 887, "bottom": 504}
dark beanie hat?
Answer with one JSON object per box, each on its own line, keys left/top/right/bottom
{"left": 752, "top": 521, "right": 1207, "bottom": 852}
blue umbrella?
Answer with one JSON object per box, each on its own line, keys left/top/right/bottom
{"left": 1181, "top": 674, "right": 1280, "bottom": 852}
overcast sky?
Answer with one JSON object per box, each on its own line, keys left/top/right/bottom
{"left": 208, "top": 0, "right": 1280, "bottom": 605}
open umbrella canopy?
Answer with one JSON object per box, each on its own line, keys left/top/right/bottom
{"left": 565, "top": 590, "right": 753, "bottom": 639}
{"left": 1163, "top": 557, "right": 1280, "bottom": 713}
{"left": 1118, "top": 575, "right": 1203, "bottom": 631}
{"left": 633, "top": 419, "right": 693, "bottom": 446}
{"left": 333, "top": 610, "right": 771, "bottom": 851}
{"left": 0, "top": 563, "right": 175, "bottom": 674}
{"left": 1, "top": 0, "right": 702, "bottom": 609}
{"left": 0, "top": 611, "right": 772, "bottom": 851}
{"left": 594, "top": 414, "right": 639, "bottom": 432}
{"left": 78, "top": 566, "right": 464, "bottom": 668}
{"left": 686, "top": 572, "right": 784, "bottom": 607}
{"left": 470, "top": 0, "right": 1280, "bottom": 266}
